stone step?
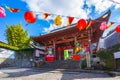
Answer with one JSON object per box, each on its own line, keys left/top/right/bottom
{"left": 35, "top": 60, "right": 81, "bottom": 69}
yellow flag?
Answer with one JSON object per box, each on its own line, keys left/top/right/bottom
{"left": 5, "top": 6, "right": 20, "bottom": 12}
{"left": 5, "top": 6, "right": 12, "bottom": 12}
{"left": 54, "top": 15, "right": 62, "bottom": 26}
{"left": 86, "top": 20, "right": 94, "bottom": 29}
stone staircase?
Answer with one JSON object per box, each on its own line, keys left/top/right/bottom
{"left": 36, "top": 60, "right": 80, "bottom": 69}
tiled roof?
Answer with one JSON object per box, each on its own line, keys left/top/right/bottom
{"left": 100, "top": 31, "right": 120, "bottom": 49}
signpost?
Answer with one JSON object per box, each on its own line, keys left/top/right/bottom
{"left": 113, "top": 51, "right": 120, "bottom": 59}
{"left": 113, "top": 51, "right": 120, "bottom": 69}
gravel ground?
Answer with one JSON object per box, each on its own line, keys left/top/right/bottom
{"left": 0, "top": 68, "right": 120, "bottom": 80}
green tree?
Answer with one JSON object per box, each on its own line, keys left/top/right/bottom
{"left": 6, "top": 23, "right": 30, "bottom": 48}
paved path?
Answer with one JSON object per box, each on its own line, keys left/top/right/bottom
{"left": 0, "top": 68, "right": 120, "bottom": 80}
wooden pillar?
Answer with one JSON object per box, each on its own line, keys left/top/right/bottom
{"left": 87, "top": 29, "right": 92, "bottom": 68}
{"left": 88, "top": 28, "right": 92, "bottom": 55}
{"left": 53, "top": 40, "right": 56, "bottom": 60}
{"left": 74, "top": 36, "right": 77, "bottom": 54}
{"left": 44, "top": 43, "right": 47, "bottom": 54}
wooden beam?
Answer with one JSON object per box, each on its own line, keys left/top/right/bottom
{"left": 55, "top": 38, "right": 74, "bottom": 44}
{"left": 77, "top": 36, "right": 88, "bottom": 40}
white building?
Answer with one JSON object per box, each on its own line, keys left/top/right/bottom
{"left": 99, "top": 31, "right": 120, "bottom": 49}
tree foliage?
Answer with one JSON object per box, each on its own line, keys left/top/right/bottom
{"left": 98, "top": 44, "right": 120, "bottom": 70}
{"left": 6, "top": 23, "right": 30, "bottom": 48}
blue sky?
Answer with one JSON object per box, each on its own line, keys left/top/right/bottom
{"left": 0, "top": 0, "right": 120, "bottom": 43}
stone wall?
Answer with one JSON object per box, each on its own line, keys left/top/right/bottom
{"left": 0, "top": 47, "right": 34, "bottom": 68}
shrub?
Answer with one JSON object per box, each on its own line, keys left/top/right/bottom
{"left": 98, "top": 44, "right": 120, "bottom": 70}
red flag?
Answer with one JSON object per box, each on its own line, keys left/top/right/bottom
{"left": 68, "top": 16, "right": 74, "bottom": 26}
{"left": 5, "top": 6, "right": 20, "bottom": 12}
{"left": 107, "top": 22, "right": 115, "bottom": 29}
{"left": 43, "top": 13, "right": 50, "bottom": 19}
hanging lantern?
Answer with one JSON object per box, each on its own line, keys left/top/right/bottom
{"left": 115, "top": 25, "right": 120, "bottom": 33}
{"left": 72, "top": 54, "right": 80, "bottom": 61}
{"left": 24, "top": 11, "right": 36, "bottom": 24}
{"left": 68, "top": 45, "right": 72, "bottom": 49}
{"left": 84, "top": 43, "right": 89, "bottom": 47}
{"left": 57, "top": 47, "right": 61, "bottom": 51}
{"left": 76, "top": 19, "right": 87, "bottom": 30}
{"left": 75, "top": 46, "right": 82, "bottom": 53}
{"left": 100, "top": 21, "right": 108, "bottom": 30}
{"left": 0, "top": 7, "right": 6, "bottom": 18}
{"left": 45, "top": 55, "right": 55, "bottom": 62}
{"left": 85, "top": 47, "right": 90, "bottom": 52}
{"left": 63, "top": 47, "right": 66, "bottom": 50}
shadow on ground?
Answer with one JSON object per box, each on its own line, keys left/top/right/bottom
{"left": 0, "top": 67, "right": 113, "bottom": 80}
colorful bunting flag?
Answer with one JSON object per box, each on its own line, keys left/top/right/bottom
{"left": 107, "top": 22, "right": 115, "bottom": 29}
{"left": 43, "top": 13, "right": 50, "bottom": 19}
{"left": 5, "top": 6, "right": 20, "bottom": 12}
{"left": 54, "top": 15, "right": 62, "bottom": 26}
{"left": 2, "top": 6, "right": 117, "bottom": 28}
{"left": 67, "top": 16, "right": 74, "bottom": 26}
{"left": 86, "top": 20, "right": 94, "bottom": 29}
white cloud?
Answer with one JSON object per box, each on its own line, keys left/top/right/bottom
{"left": 22, "top": 0, "right": 86, "bottom": 18}
{"left": 43, "top": 24, "right": 55, "bottom": 33}
{"left": 90, "top": 0, "right": 113, "bottom": 13}
{"left": 108, "top": 0, "right": 120, "bottom": 9}
{"left": 22, "top": 0, "right": 120, "bottom": 33}
{"left": 117, "top": 17, "right": 120, "bottom": 21}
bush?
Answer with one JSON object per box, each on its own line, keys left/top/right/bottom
{"left": 98, "top": 44, "right": 120, "bottom": 70}
{"left": 98, "top": 50, "right": 115, "bottom": 70}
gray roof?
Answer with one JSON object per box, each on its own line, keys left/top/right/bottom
{"left": 99, "top": 31, "right": 120, "bottom": 49}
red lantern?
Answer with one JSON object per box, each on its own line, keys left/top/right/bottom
{"left": 45, "top": 55, "right": 55, "bottom": 62}
{"left": 57, "top": 47, "right": 61, "bottom": 51}
{"left": 63, "top": 47, "right": 66, "bottom": 50}
{"left": 76, "top": 19, "right": 87, "bottom": 30}
{"left": 115, "top": 25, "right": 120, "bottom": 33}
{"left": 24, "top": 11, "right": 36, "bottom": 24}
{"left": 68, "top": 45, "right": 72, "bottom": 49}
{"left": 72, "top": 54, "right": 80, "bottom": 61}
{"left": 84, "top": 43, "right": 89, "bottom": 47}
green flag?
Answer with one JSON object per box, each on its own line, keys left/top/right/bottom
{"left": 64, "top": 50, "right": 69, "bottom": 60}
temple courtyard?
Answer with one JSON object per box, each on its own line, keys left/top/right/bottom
{"left": 0, "top": 68, "right": 119, "bottom": 80}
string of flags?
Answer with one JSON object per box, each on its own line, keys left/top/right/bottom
{"left": 109, "top": 0, "right": 120, "bottom": 4}
{"left": 0, "top": 5, "right": 120, "bottom": 32}
{"left": 5, "top": 6, "right": 20, "bottom": 12}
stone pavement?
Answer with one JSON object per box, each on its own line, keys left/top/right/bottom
{"left": 0, "top": 67, "right": 120, "bottom": 80}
